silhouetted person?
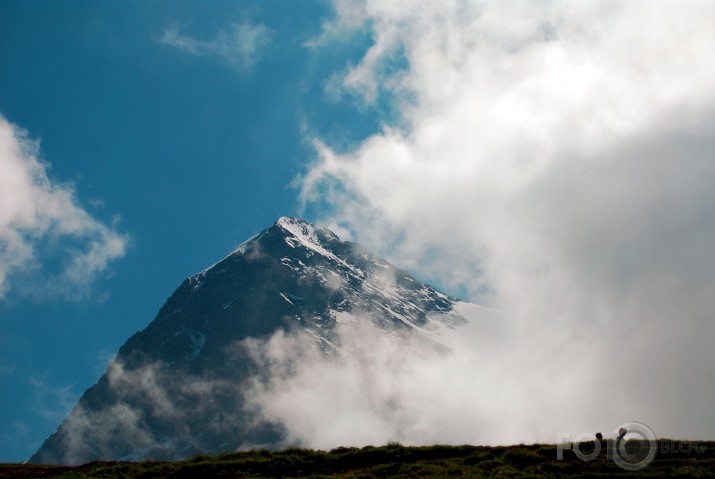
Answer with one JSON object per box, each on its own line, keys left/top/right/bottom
{"left": 595, "top": 432, "right": 603, "bottom": 440}
{"left": 618, "top": 427, "right": 627, "bottom": 440}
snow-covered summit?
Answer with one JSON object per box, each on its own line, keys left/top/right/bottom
{"left": 276, "top": 216, "right": 341, "bottom": 247}
{"left": 195, "top": 217, "right": 344, "bottom": 278}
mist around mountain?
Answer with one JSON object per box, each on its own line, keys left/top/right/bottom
{"left": 30, "top": 217, "right": 494, "bottom": 465}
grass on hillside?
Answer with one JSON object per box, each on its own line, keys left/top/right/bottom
{"left": 1, "top": 440, "right": 712, "bottom": 478}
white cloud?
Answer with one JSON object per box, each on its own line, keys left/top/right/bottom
{"left": 293, "top": 0, "right": 715, "bottom": 443}
{"left": 243, "top": 311, "right": 539, "bottom": 448}
{"left": 0, "top": 115, "right": 129, "bottom": 300}
{"left": 159, "top": 21, "right": 272, "bottom": 71}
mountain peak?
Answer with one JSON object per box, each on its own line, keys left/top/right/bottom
{"left": 194, "top": 217, "right": 340, "bottom": 279}
{"left": 30, "top": 217, "right": 469, "bottom": 465}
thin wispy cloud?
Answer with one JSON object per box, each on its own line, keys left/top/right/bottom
{"left": 29, "top": 376, "right": 79, "bottom": 425}
{"left": 159, "top": 21, "right": 272, "bottom": 71}
{"left": 303, "top": 0, "right": 368, "bottom": 49}
{"left": 0, "top": 115, "right": 129, "bottom": 301}
{"left": 37, "top": 357, "right": 248, "bottom": 464}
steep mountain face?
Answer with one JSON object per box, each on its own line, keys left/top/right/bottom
{"left": 30, "top": 217, "right": 469, "bottom": 465}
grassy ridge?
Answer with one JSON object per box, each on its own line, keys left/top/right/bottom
{"left": 2, "top": 440, "right": 712, "bottom": 478}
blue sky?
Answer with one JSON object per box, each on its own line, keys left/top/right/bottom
{"left": 0, "top": 0, "right": 386, "bottom": 461}
{"left": 3, "top": 0, "right": 715, "bottom": 463}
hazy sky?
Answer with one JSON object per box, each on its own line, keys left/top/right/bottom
{"left": 2, "top": 0, "right": 715, "bottom": 463}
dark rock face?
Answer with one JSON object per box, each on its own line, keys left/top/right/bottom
{"left": 30, "top": 217, "right": 466, "bottom": 465}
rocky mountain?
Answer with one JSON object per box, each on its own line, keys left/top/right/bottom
{"left": 30, "top": 217, "right": 471, "bottom": 465}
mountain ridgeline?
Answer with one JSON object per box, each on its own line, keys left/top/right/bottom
{"left": 30, "top": 217, "right": 470, "bottom": 465}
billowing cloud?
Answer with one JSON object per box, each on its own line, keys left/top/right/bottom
{"left": 159, "top": 21, "right": 272, "bottom": 71}
{"left": 243, "top": 311, "right": 535, "bottom": 448}
{"left": 0, "top": 115, "right": 129, "bottom": 300}
{"left": 289, "top": 1, "right": 715, "bottom": 443}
